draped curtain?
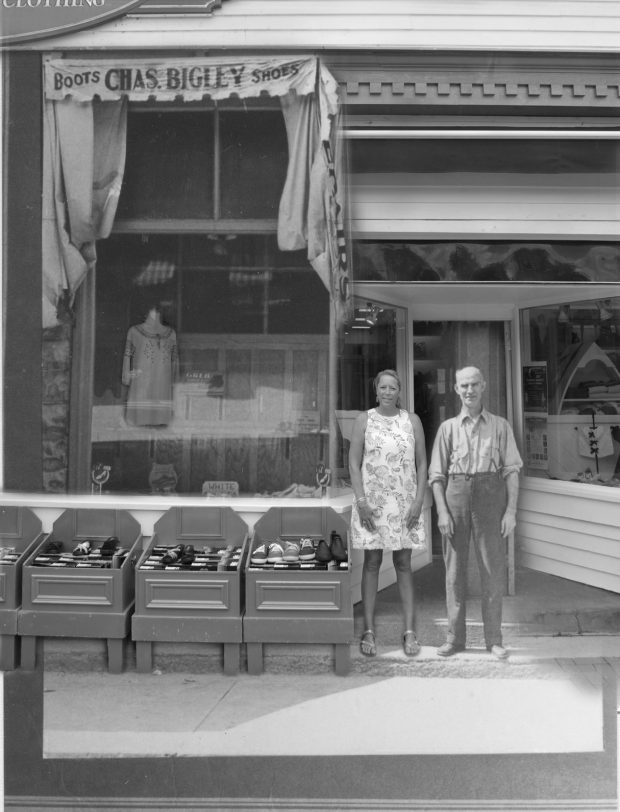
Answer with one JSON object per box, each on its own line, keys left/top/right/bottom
{"left": 41, "top": 56, "right": 350, "bottom": 329}
{"left": 42, "top": 97, "right": 127, "bottom": 327}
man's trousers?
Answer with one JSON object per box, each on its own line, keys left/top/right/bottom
{"left": 443, "top": 471, "right": 507, "bottom": 648}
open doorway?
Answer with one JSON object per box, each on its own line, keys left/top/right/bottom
{"left": 412, "top": 320, "right": 509, "bottom": 556}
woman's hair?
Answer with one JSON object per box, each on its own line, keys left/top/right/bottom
{"left": 373, "top": 369, "right": 402, "bottom": 406}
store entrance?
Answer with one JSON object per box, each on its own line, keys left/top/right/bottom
{"left": 412, "top": 320, "right": 509, "bottom": 555}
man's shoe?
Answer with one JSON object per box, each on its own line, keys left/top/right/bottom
{"left": 489, "top": 644, "right": 509, "bottom": 660}
{"left": 436, "top": 642, "right": 465, "bottom": 657}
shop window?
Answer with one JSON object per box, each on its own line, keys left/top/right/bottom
{"left": 520, "top": 296, "right": 620, "bottom": 485}
{"left": 353, "top": 241, "right": 620, "bottom": 283}
{"left": 48, "top": 104, "right": 330, "bottom": 497}
{"left": 116, "top": 108, "right": 288, "bottom": 223}
{"left": 116, "top": 112, "right": 215, "bottom": 219}
{"left": 90, "top": 234, "right": 329, "bottom": 496}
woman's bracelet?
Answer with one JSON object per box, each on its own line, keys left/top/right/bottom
{"left": 355, "top": 496, "right": 368, "bottom": 506}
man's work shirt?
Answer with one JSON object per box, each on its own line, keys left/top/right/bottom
{"left": 428, "top": 408, "right": 523, "bottom": 485}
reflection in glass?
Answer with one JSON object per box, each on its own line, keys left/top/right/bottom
{"left": 353, "top": 241, "right": 620, "bottom": 283}
{"left": 87, "top": 234, "right": 329, "bottom": 496}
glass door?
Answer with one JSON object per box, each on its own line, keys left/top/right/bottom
{"left": 336, "top": 297, "right": 407, "bottom": 475}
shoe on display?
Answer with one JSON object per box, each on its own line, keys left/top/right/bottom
{"left": 315, "top": 538, "right": 332, "bottom": 562}
{"left": 330, "top": 531, "right": 347, "bottom": 562}
{"left": 267, "top": 541, "right": 284, "bottom": 563}
{"left": 100, "top": 536, "right": 120, "bottom": 557}
{"left": 180, "top": 545, "right": 196, "bottom": 565}
{"left": 250, "top": 543, "right": 269, "bottom": 564}
{"left": 43, "top": 540, "right": 63, "bottom": 555}
{"left": 299, "top": 537, "right": 316, "bottom": 561}
{"left": 72, "top": 540, "right": 92, "bottom": 557}
{"left": 162, "top": 544, "right": 185, "bottom": 565}
{"left": 282, "top": 540, "right": 300, "bottom": 562}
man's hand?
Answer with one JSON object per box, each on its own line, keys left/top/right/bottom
{"left": 437, "top": 508, "right": 454, "bottom": 539}
{"left": 500, "top": 508, "right": 517, "bottom": 538}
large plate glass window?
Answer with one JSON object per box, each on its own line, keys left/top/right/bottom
{"left": 520, "top": 296, "right": 620, "bottom": 485}
{"left": 70, "top": 105, "right": 330, "bottom": 497}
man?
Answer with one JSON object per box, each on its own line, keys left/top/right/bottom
{"left": 429, "top": 366, "right": 523, "bottom": 660}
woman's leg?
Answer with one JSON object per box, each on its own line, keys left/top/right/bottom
{"left": 361, "top": 549, "right": 383, "bottom": 655}
{"left": 392, "top": 548, "right": 415, "bottom": 632}
{"left": 361, "top": 549, "right": 383, "bottom": 630}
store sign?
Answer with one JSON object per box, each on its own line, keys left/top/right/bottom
{"left": 44, "top": 55, "right": 319, "bottom": 101}
{"left": 0, "top": 0, "right": 144, "bottom": 46}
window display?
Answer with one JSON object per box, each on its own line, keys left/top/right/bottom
{"left": 90, "top": 234, "right": 330, "bottom": 496}
{"left": 520, "top": 296, "right": 620, "bottom": 485}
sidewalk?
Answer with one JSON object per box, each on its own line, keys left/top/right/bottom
{"left": 43, "top": 661, "right": 610, "bottom": 759}
{"left": 37, "top": 561, "right": 620, "bottom": 673}
{"left": 39, "top": 562, "right": 619, "bottom": 761}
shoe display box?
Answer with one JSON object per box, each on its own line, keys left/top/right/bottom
{"left": 18, "top": 508, "right": 142, "bottom": 674}
{"left": 131, "top": 506, "right": 249, "bottom": 676}
{"left": 0, "top": 507, "right": 47, "bottom": 670}
{"left": 244, "top": 507, "right": 353, "bottom": 676}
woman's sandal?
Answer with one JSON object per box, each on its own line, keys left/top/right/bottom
{"left": 360, "top": 629, "right": 377, "bottom": 657}
{"left": 403, "top": 630, "right": 420, "bottom": 657}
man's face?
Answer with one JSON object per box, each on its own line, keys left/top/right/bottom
{"left": 455, "top": 369, "right": 486, "bottom": 413}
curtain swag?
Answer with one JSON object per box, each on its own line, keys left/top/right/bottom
{"left": 42, "top": 54, "right": 351, "bottom": 328}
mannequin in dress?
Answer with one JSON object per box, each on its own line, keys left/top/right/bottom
{"left": 122, "top": 305, "right": 179, "bottom": 426}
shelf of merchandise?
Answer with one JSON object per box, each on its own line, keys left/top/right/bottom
{"left": 0, "top": 507, "right": 47, "bottom": 670}
{"left": 243, "top": 507, "right": 353, "bottom": 676}
{"left": 131, "top": 506, "right": 249, "bottom": 675}
{"left": 548, "top": 341, "right": 620, "bottom": 479}
{"left": 18, "top": 509, "right": 142, "bottom": 673}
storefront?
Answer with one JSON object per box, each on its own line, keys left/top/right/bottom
{"left": 3, "top": 7, "right": 620, "bottom": 592}
{"left": 3, "top": 3, "right": 620, "bottom": 810}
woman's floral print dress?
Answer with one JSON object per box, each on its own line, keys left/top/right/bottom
{"left": 351, "top": 409, "right": 425, "bottom": 551}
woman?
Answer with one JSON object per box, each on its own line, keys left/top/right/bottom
{"left": 349, "top": 369, "right": 427, "bottom": 657}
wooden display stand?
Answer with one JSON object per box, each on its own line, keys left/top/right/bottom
{"left": 18, "top": 509, "right": 141, "bottom": 674}
{"left": 244, "top": 507, "right": 353, "bottom": 676}
{"left": 131, "top": 507, "right": 248, "bottom": 676}
{"left": 0, "top": 507, "right": 46, "bottom": 670}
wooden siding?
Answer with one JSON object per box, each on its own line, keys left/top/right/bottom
{"left": 23, "top": 0, "right": 620, "bottom": 52}
{"left": 349, "top": 172, "right": 620, "bottom": 239}
{"left": 517, "top": 481, "right": 620, "bottom": 593}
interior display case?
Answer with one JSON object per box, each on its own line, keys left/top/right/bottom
{"left": 521, "top": 297, "right": 620, "bottom": 483}
{"left": 244, "top": 507, "right": 353, "bottom": 676}
{"left": 547, "top": 342, "right": 620, "bottom": 480}
{"left": 18, "top": 509, "right": 141, "bottom": 673}
{"left": 0, "top": 507, "right": 46, "bottom": 670}
{"left": 131, "top": 506, "right": 249, "bottom": 675}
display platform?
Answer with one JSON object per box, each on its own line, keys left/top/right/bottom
{"left": 131, "top": 506, "right": 249, "bottom": 675}
{"left": 244, "top": 506, "right": 353, "bottom": 676}
{"left": 18, "top": 508, "right": 141, "bottom": 673}
{"left": 0, "top": 506, "right": 46, "bottom": 670}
